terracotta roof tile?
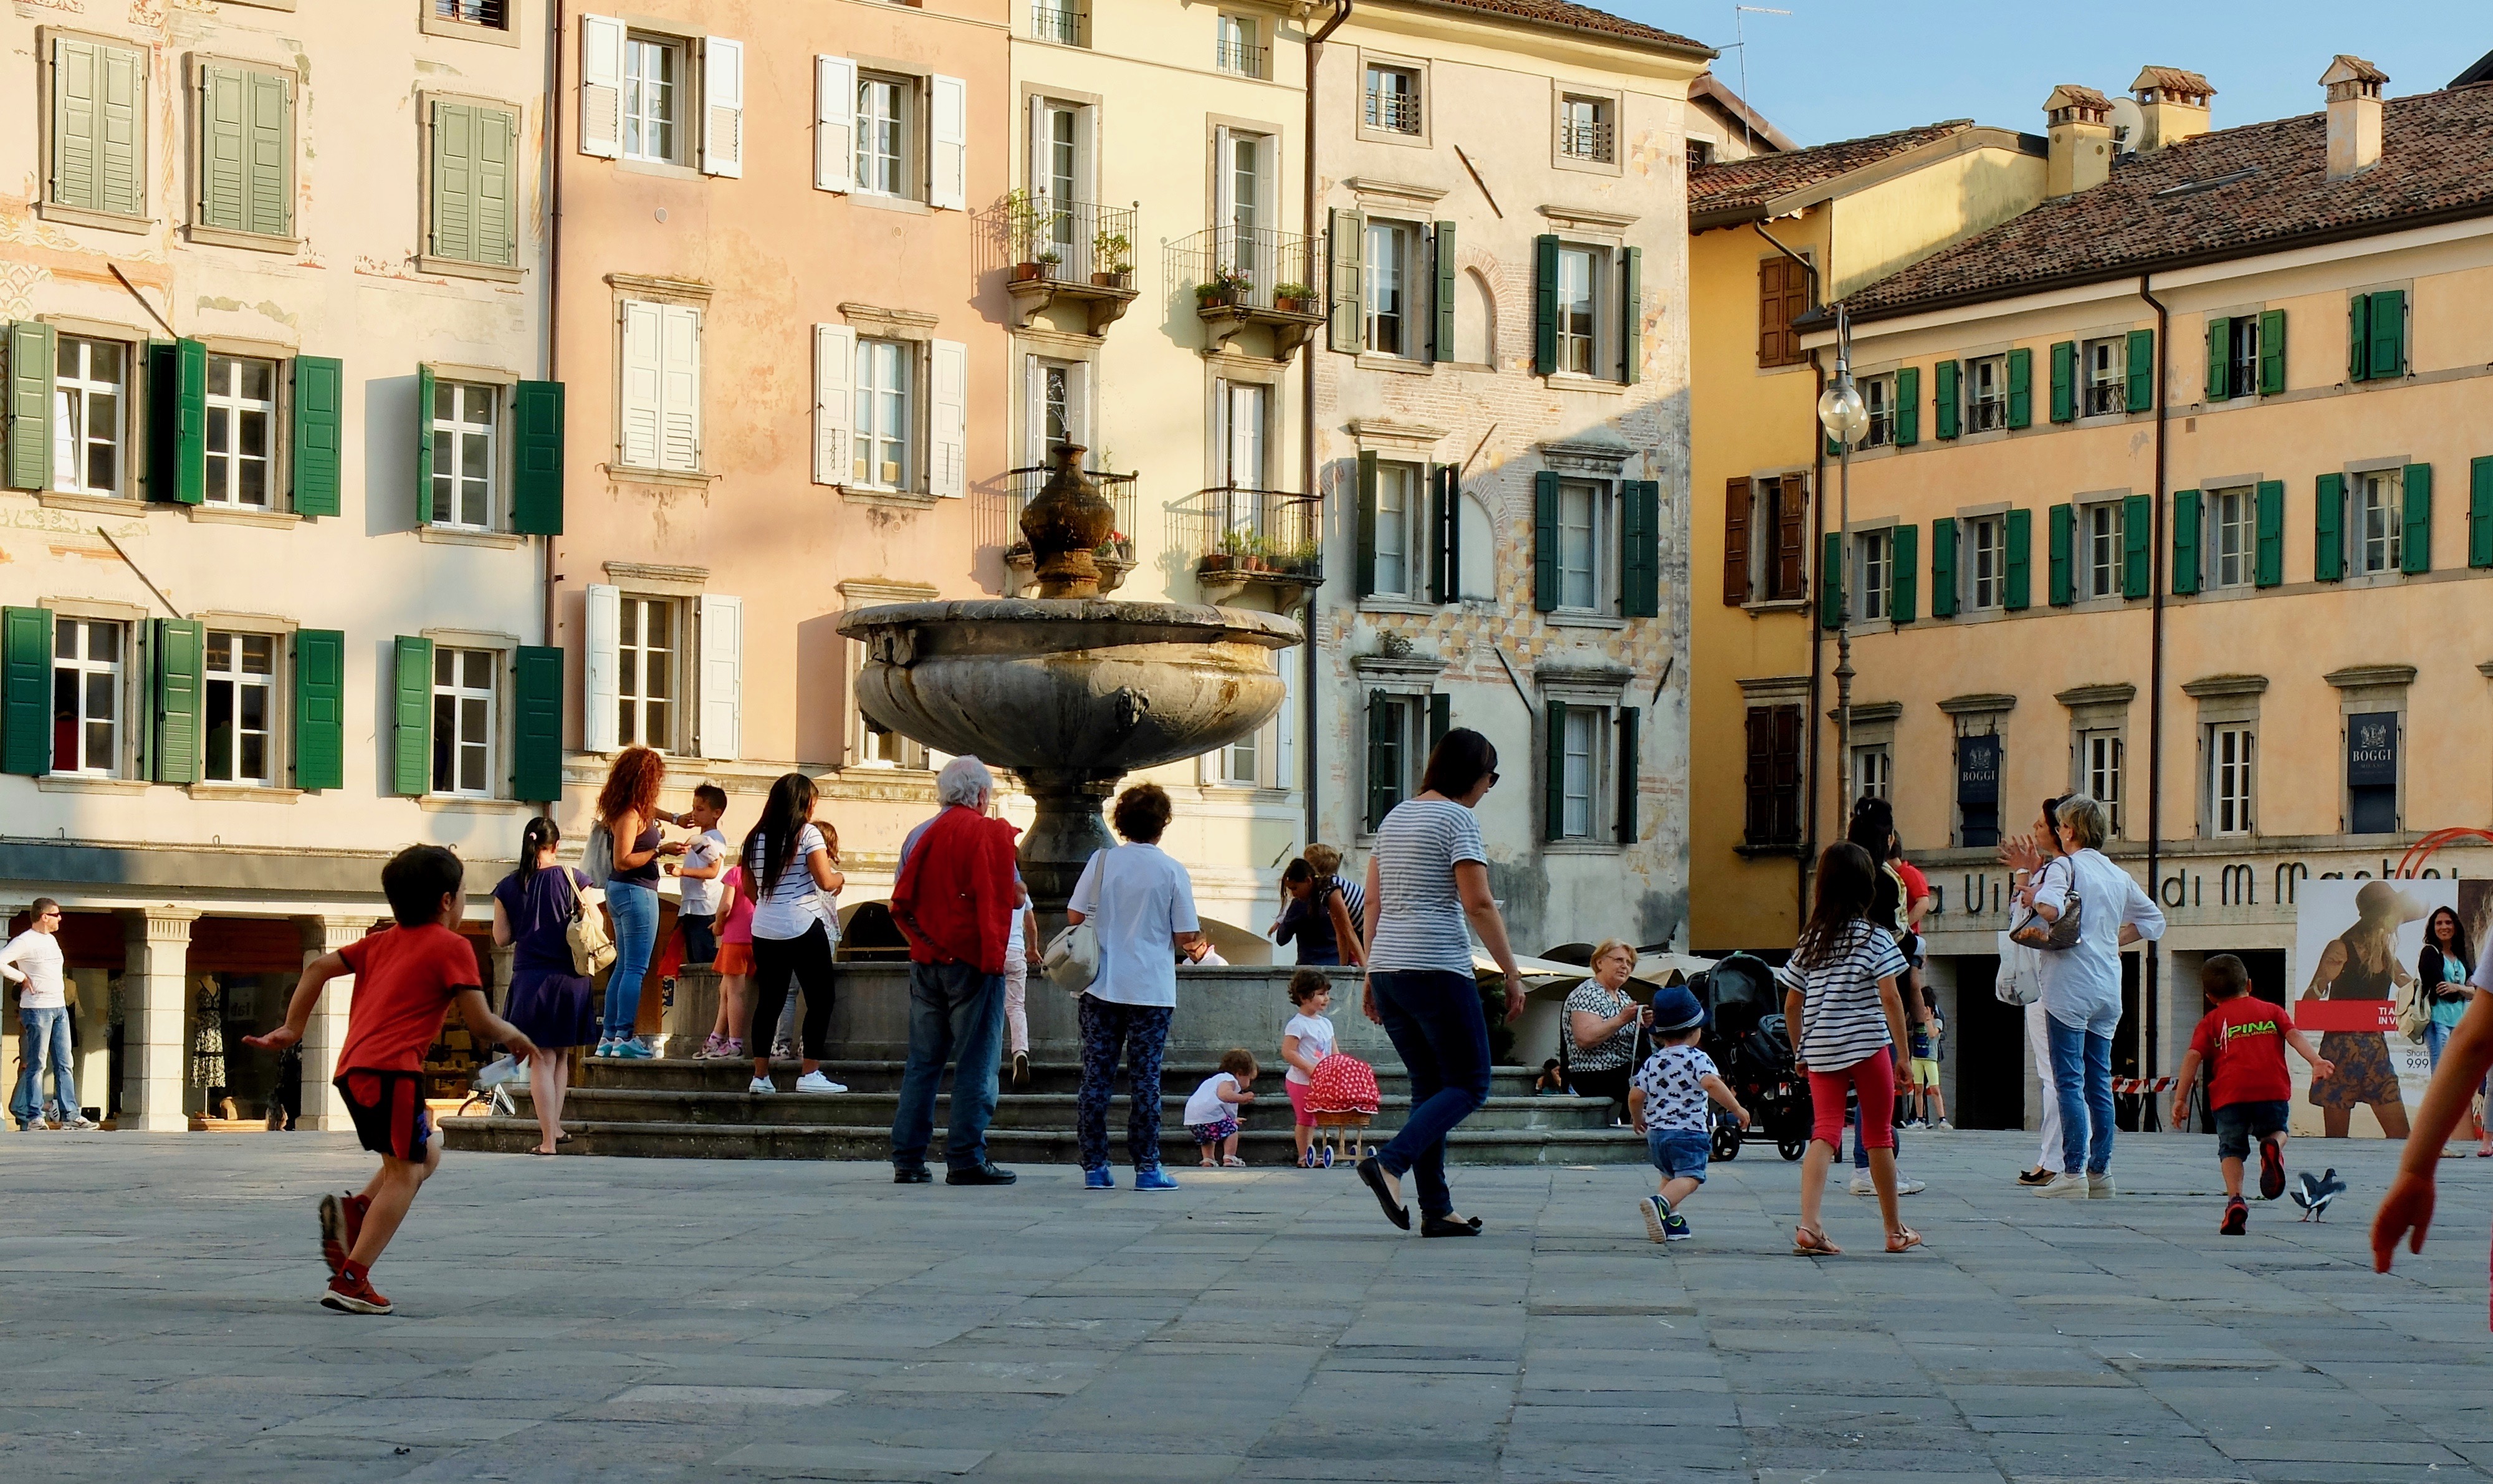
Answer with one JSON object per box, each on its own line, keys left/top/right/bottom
{"left": 1688, "top": 121, "right": 1973, "bottom": 218}
{"left": 1847, "top": 84, "right": 2493, "bottom": 318}
{"left": 1405, "top": 0, "right": 1711, "bottom": 56}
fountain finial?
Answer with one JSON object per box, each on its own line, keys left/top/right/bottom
{"left": 1019, "top": 443, "right": 1116, "bottom": 599}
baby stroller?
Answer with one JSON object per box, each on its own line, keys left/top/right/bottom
{"left": 1688, "top": 953, "right": 1811, "bottom": 1161}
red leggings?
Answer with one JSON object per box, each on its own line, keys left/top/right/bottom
{"left": 1808, "top": 1052, "right": 1897, "bottom": 1152}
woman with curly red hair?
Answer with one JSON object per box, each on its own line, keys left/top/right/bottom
{"left": 594, "top": 746, "right": 691, "bottom": 1058}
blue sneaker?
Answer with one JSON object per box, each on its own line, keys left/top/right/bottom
{"left": 1663, "top": 1212, "right": 1693, "bottom": 1242}
{"left": 593, "top": 1038, "right": 615, "bottom": 1058}
{"left": 1640, "top": 1194, "right": 1670, "bottom": 1243}
{"left": 1134, "top": 1166, "right": 1180, "bottom": 1191}
{"left": 1083, "top": 1166, "right": 1115, "bottom": 1190}
{"left": 610, "top": 1037, "right": 654, "bottom": 1060}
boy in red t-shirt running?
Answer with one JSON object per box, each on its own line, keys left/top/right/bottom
{"left": 248, "top": 845, "right": 535, "bottom": 1313}
{"left": 2170, "top": 954, "right": 2333, "bottom": 1235}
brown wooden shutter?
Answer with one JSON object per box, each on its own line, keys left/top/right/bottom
{"left": 1743, "top": 707, "right": 1773, "bottom": 841}
{"left": 1723, "top": 476, "right": 1751, "bottom": 604}
{"left": 1771, "top": 705, "right": 1804, "bottom": 844}
{"left": 1756, "top": 259, "right": 1786, "bottom": 368}
{"left": 1774, "top": 476, "right": 1808, "bottom": 599}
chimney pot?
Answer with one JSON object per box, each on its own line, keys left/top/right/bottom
{"left": 2044, "top": 84, "right": 2115, "bottom": 197}
{"left": 2320, "top": 55, "right": 2386, "bottom": 178}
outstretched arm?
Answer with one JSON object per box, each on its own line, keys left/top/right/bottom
{"left": 244, "top": 951, "right": 351, "bottom": 1053}
{"left": 454, "top": 987, "right": 537, "bottom": 1061}
{"left": 2284, "top": 1028, "right": 2335, "bottom": 1078}
{"left": 2376, "top": 987, "right": 2493, "bottom": 1270}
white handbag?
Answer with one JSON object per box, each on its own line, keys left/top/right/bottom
{"left": 1994, "top": 926, "right": 2044, "bottom": 1007}
{"left": 1041, "top": 851, "right": 1104, "bottom": 995}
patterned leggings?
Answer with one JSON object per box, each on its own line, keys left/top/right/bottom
{"left": 1076, "top": 995, "right": 1174, "bottom": 1172}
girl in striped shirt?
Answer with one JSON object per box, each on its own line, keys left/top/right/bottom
{"left": 1778, "top": 841, "right": 1920, "bottom": 1256}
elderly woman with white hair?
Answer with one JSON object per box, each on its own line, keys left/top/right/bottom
{"left": 888, "top": 755, "right": 1026, "bottom": 1186}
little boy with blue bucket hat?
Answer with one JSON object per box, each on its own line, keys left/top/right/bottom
{"left": 1627, "top": 984, "right": 1751, "bottom": 1242}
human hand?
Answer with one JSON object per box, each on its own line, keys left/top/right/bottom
{"left": 2312, "top": 1057, "right": 2336, "bottom": 1079}
{"left": 1362, "top": 979, "right": 1381, "bottom": 1025}
{"left": 659, "top": 839, "right": 687, "bottom": 856}
{"left": 2169, "top": 1096, "right": 2188, "bottom": 1127}
{"left": 1504, "top": 982, "right": 1526, "bottom": 1023}
{"left": 2373, "top": 1169, "right": 2437, "bottom": 1271}
{"left": 1026, "top": 946, "right": 1043, "bottom": 965}
{"left": 1733, "top": 1107, "right": 1752, "bottom": 1130}
{"left": 1630, "top": 1116, "right": 1647, "bottom": 1134}
{"left": 243, "top": 1025, "right": 301, "bottom": 1053}
{"left": 503, "top": 1030, "right": 540, "bottom": 1061}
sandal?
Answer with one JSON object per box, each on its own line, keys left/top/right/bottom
{"left": 1792, "top": 1225, "right": 1841, "bottom": 1256}
{"left": 1223, "top": 1155, "right": 1246, "bottom": 1168}
{"left": 529, "top": 1146, "right": 557, "bottom": 1157}
{"left": 1885, "top": 1226, "right": 1924, "bottom": 1253}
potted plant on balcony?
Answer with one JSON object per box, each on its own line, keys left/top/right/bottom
{"left": 1006, "top": 189, "right": 1051, "bottom": 282}
{"left": 1272, "top": 282, "right": 1317, "bottom": 315}
{"left": 1092, "top": 231, "right": 1134, "bottom": 289}
{"left": 1195, "top": 264, "right": 1253, "bottom": 310}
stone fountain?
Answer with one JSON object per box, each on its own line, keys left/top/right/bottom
{"left": 836, "top": 444, "right": 1301, "bottom": 915}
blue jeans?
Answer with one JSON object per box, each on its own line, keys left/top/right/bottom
{"left": 891, "top": 961, "right": 1006, "bottom": 1173}
{"left": 601, "top": 879, "right": 659, "bottom": 1040}
{"left": 2047, "top": 1010, "right": 2118, "bottom": 1175}
{"left": 11, "top": 1007, "right": 77, "bottom": 1127}
{"left": 1371, "top": 969, "right": 1493, "bottom": 1221}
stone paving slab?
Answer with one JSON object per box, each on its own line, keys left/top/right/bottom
{"left": 4, "top": 1129, "right": 2492, "bottom": 1480}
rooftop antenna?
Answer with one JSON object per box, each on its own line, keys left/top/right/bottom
{"left": 1730, "top": 5, "right": 1790, "bottom": 153}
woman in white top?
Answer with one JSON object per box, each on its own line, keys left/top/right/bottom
{"left": 1066, "top": 783, "right": 1207, "bottom": 1190}
{"left": 740, "top": 772, "right": 847, "bottom": 1095}
{"left": 2000, "top": 795, "right": 2069, "bottom": 1187}
{"left": 1354, "top": 728, "right": 1524, "bottom": 1239}
{"left": 2005, "top": 793, "right": 2165, "bottom": 1197}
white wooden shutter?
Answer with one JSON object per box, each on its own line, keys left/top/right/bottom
{"left": 1022, "top": 353, "right": 1045, "bottom": 466}
{"left": 700, "top": 37, "right": 744, "bottom": 178}
{"left": 579, "top": 15, "right": 625, "bottom": 160}
{"left": 618, "top": 299, "right": 663, "bottom": 467}
{"left": 1212, "top": 125, "right": 1233, "bottom": 228}
{"left": 1026, "top": 95, "right": 1049, "bottom": 202}
{"left": 815, "top": 55, "right": 856, "bottom": 193}
{"left": 813, "top": 323, "right": 856, "bottom": 484}
{"left": 583, "top": 583, "right": 622, "bottom": 752}
{"left": 930, "top": 338, "right": 968, "bottom": 499}
{"left": 658, "top": 303, "right": 702, "bottom": 472}
{"left": 929, "top": 74, "right": 968, "bottom": 211}
{"left": 697, "top": 593, "right": 743, "bottom": 761}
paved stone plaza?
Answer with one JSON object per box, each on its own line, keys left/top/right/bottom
{"left": 5, "top": 1130, "right": 2491, "bottom": 1482}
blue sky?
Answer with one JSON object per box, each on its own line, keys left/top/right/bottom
{"left": 1620, "top": 2, "right": 2490, "bottom": 147}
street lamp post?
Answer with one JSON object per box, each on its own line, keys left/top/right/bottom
{"left": 1816, "top": 304, "right": 1867, "bottom": 830}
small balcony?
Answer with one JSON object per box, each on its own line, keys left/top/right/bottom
{"left": 999, "top": 461, "right": 1139, "bottom": 595}
{"left": 998, "top": 194, "right": 1139, "bottom": 336}
{"left": 1030, "top": 0, "right": 1087, "bottom": 47}
{"left": 1170, "top": 226, "right": 1324, "bottom": 358}
{"left": 1214, "top": 36, "right": 1269, "bottom": 79}
{"left": 1365, "top": 88, "right": 1420, "bottom": 135}
{"left": 1177, "top": 486, "right": 1324, "bottom": 603}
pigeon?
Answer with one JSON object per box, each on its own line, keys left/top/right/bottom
{"left": 2290, "top": 1168, "right": 2346, "bottom": 1222}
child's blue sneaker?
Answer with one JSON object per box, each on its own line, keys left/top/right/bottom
{"left": 1134, "top": 1166, "right": 1180, "bottom": 1191}
{"left": 1640, "top": 1194, "right": 1670, "bottom": 1243}
{"left": 611, "top": 1037, "right": 654, "bottom": 1060}
{"left": 1083, "top": 1166, "right": 1115, "bottom": 1190}
{"left": 1663, "top": 1212, "right": 1693, "bottom": 1242}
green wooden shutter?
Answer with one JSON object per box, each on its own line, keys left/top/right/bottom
{"left": 1819, "top": 532, "right": 1843, "bottom": 628}
{"left": 148, "top": 338, "right": 206, "bottom": 504}
{"left": 2347, "top": 293, "right": 2371, "bottom": 382}
{"left": 2171, "top": 489, "right": 2201, "bottom": 595}
{"left": 512, "top": 380, "right": 565, "bottom": 535}
{"left": 1, "top": 607, "right": 52, "bottom": 775}
{"left": 513, "top": 644, "right": 563, "bottom": 801}
{"left": 2254, "top": 479, "right": 2285, "bottom": 588}
{"left": 1427, "top": 692, "right": 1450, "bottom": 753}
{"left": 1533, "top": 469, "right": 1559, "bottom": 611}
{"left": 2204, "top": 317, "right": 2231, "bottom": 403}
{"left": 199, "top": 63, "right": 247, "bottom": 230}
{"left": 391, "top": 635, "right": 434, "bottom": 796}
{"left": 1622, "top": 479, "right": 1659, "bottom": 618}
{"left": 2120, "top": 493, "right": 2150, "bottom": 598}
{"left": 2471, "top": 457, "right": 2493, "bottom": 569}
{"left": 1933, "top": 360, "right": 1959, "bottom": 440}
{"left": 5, "top": 321, "right": 54, "bottom": 491}
{"left": 152, "top": 618, "right": 204, "bottom": 785}
{"left": 2047, "top": 502, "right": 2074, "bottom": 606}
{"left": 290, "top": 355, "right": 342, "bottom": 517}
{"left": 1888, "top": 522, "right": 1916, "bottom": 623}
{"left": 1928, "top": 517, "right": 1957, "bottom": 618}
{"left": 1618, "top": 245, "right": 1642, "bottom": 385}
{"left": 245, "top": 68, "right": 289, "bottom": 237}
{"left": 2004, "top": 347, "right": 2032, "bottom": 429}
{"left": 1428, "top": 463, "right": 1451, "bottom": 605}
{"left": 2368, "top": 289, "right": 2405, "bottom": 381}
{"left": 1543, "top": 698, "right": 1567, "bottom": 842}
{"left": 1431, "top": 221, "right": 1456, "bottom": 363}
{"left": 1354, "top": 451, "right": 1378, "bottom": 598}
{"left": 293, "top": 627, "right": 344, "bottom": 790}
{"left": 474, "top": 105, "right": 515, "bottom": 267}
{"left": 2124, "top": 329, "right": 2155, "bottom": 413}
{"left": 415, "top": 363, "right": 437, "bottom": 526}
{"left": 429, "top": 100, "right": 476, "bottom": 262}
{"left": 1615, "top": 706, "right": 1639, "bottom": 845}
{"left": 1893, "top": 366, "right": 1920, "bottom": 446}
{"left": 52, "top": 38, "right": 143, "bottom": 217}
{"left": 1328, "top": 208, "right": 1366, "bottom": 353}
{"left": 2048, "top": 341, "right": 2076, "bottom": 423}
{"left": 2258, "top": 309, "right": 2287, "bottom": 396}
{"left": 1532, "top": 234, "right": 1559, "bottom": 376}
{"left": 2314, "top": 472, "right": 2345, "bottom": 582}
{"left": 2004, "top": 507, "right": 2032, "bottom": 610}
{"left": 2402, "top": 462, "right": 2432, "bottom": 575}
{"left": 1364, "top": 690, "right": 1390, "bottom": 831}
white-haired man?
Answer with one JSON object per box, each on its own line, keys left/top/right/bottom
{"left": 888, "top": 756, "right": 1022, "bottom": 1185}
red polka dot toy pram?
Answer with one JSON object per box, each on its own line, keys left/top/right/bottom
{"left": 1305, "top": 1052, "right": 1382, "bottom": 1166}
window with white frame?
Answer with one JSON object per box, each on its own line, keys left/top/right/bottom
{"left": 853, "top": 337, "right": 912, "bottom": 490}
{"left": 1853, "top": 744, "right": 1892, "bottom": 803}
{"left": 1364, "top": 64, "right": 1420, "bottom": 135}
{"left": 1557, "top": 704, "right": 1610, "bottom": 839}
{"left": 1222, "top": 380, "right": 1269, "bottom": 494}
{"left": 2080, "top": 729, "right": 2123, "bottom": 836}
{"left": 203, "top": 630, "right": 275, "bottom": 786}
{"left": 1854, "top": 527, "right": 1892, "bottom": 621}
{"left": 1966, "top": 514, "right": 2004, "bottom": 610}
{"left": 856, "top": 74, "right": 911, "bottom": 197}
{"left": 2082, "top": 336, "right": 2126, "bottom": 416}
{"left": 1220, "top": 725, "right": 1258, "bottom": 787}
{"left": 2209, "top": 485, "right": 2254, "bottom": 589}
{"left": 618, "top": 299, "right": 702, "bottom": 473}
{"left": 2083, "top": 500, "right": 2124, "bottom": 600}
{"left": 204, "top": 354, "right": 277, "bottom": 509}
{"left": 1369, "top": 459, "right": 1424, "bottom": 598}
{"left": 1214, "top": 13, "right": 1261, "bottom": 77}
{"left": 2354, "top": 469, "right": 2402, "bottom": 575}
{"left": 429, "top": 380, "right": 497, "bottom": 530}
{"left": 431, "top": 646, "right": 497, "bottom": 797}
{"left": 1035, "top": 99, "right": 1083, "bottom": 256}
{"left": 1965, "top": 353, "right": 2008, "bottom": 432}
{"left": 52, "top": 336, "right": 129, "bottom": 498}
{"left": 1860, "top": 373, "right": 1893, "bottom": 449}
{"left": 1556, "top": 478, "right": 1612, "bottom": 613}
{"left": 1556, "top": 246, "right": 1601, "bottom": 375}
{"left": 1558, "top": 95, "right": 1614, "bottom": 163}
{"left": 2224, "top": 317, "right": 2261, "bottom": 401}
{"left": 623, "top": 34, "right": 685, "bottom": 165}
{"left": 1032, "top": 357, "right": 1086, "bottom": 462}
{"left": 50, "top": 618, "right": 124, "bottom": 777}
{"left": 616, "top": 596, "right": 677, "bottom": 750}
{"left": 2208, "top": 724, "right": 2254, "bottom": 836}
{"left": 1364, "top": 220, "right": 1416, "bottom": 357}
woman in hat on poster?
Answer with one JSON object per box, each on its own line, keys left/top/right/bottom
{"left": 2304, "top": 879, "right": 2424, "bottom": 1140}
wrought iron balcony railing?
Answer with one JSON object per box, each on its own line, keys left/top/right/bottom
{"left": 1215, "top": 37, "right": 1269, "bottom": 77}
{"left": 1169, "top": 226, "right": 1320, "bottom": 317}
{"left": 1005, "top": 195, "right": 1137, "bottom": 286}
{"left": 1030, "top": 1, "right": 1087, "bottom": 46}
{"left": 1177, "top": 486, "right": 1324, "bottom": 586}
{"left": 1560, "top": 120, "right": 1615, "bottom": 162}
{"left": 1365, "top": 88, "right": 1420, "bottom": 135}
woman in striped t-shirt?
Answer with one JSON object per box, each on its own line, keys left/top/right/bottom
{"left": 1777, "top": 841, "right": 1918, "bottom": 1256}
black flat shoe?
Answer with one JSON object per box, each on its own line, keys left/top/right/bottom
{"left": 946, "top": 1162, "right": 1018, "bottom": 1186}
{"left": 1421, "top": 1215, "right": 1483, "bottom": 1238}
{"left": 2014, "top": 1167, "right": 2054, "bottom": 1186}
{"left": 1357, "top": 1156, "right": 1410, "bottom": 1230}
{"left": 893, "top": 1167, "right": 934, "bottom": 1185}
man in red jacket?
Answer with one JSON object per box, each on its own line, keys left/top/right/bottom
{"left": 889, "top": 755, "right": 1023, "bottom": 1187}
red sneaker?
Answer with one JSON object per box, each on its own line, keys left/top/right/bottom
{"left": 317, "top": 1194, "right": 347, "bottom": 1277}
{"left": 2221, "top": 1195, "right": 2248, "bottom": 1236}
{"left": 321, "top": 1270, "right": 394, "bottom": 1314}
{"left": 2258, "top": 1141, "right": 2285, "bottom": 1202}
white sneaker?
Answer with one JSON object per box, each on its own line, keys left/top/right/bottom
{"left": 63, "top": 1117, "right": 98, "bottom": 1131}
{"left": 793, "top": 1071, "right": 848, "bottom": 1093}
{"left": 1935, "top": 1120, "right": 1953, "bottom": 1131}
{"left": 1849, "top": 1175, "right": 1875, "bottom": 1197}
{"left": 2087, "top": 1172, "right": 2117, "bottom": 1199}
{"left": 2034, "top": 1172, "right": 2090, "bottom": 1198}
{"left": 748, "top": 1076, "right": 777, "bottom": 1094}
{"left": 1895, "top": 1176, "right": 1926, "bottom": 1196}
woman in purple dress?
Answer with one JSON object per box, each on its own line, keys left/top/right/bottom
{"left": 492, "top": 817, "right": 598, "bottom": 1154}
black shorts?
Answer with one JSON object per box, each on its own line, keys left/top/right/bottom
{"left": 679, "top": 913, "right": 717, "bottom": 968}
{"left": 336, "top": 1070, "right": 433, "bottom": 1162}
{"left": 2213, "top": 1099, "right": 2289, "bottom": 1161}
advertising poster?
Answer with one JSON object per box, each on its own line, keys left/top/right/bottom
{"left": 2287, "top": 878, "right": 2489, "bottom": 1139}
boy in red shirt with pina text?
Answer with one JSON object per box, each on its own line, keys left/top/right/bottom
{"left": 2170, "top": 954, "right": 2333, "bottom": 1236}
{"left": 249, "top": 845, "right": 535, "bottom": 1313}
